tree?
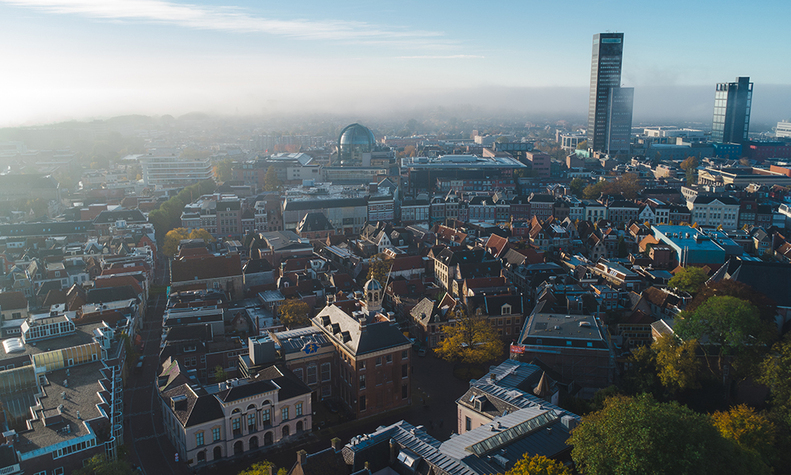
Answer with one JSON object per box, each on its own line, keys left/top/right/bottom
{"left": 680, "top": 156, "right": 699, "bottom": 185}
{"left": 279, "top": 299, "right": 311, "bottom": 328}
{"left": 213, "top": 365, "right": 228, "bottom": 383}
{"left": 759, "top": 335, "right": 791, "bottom": 427}
{"left": 576, "top": 140, "right": 587, "bottom": 150}
{"left": 505, "top": 454, "right": 571, "bottom": 475}
{"left": 163, "top": 228, "right": 190, "bottom": 257}
{"left": 712, "top": 405, "right": 776, "bottom": 466}
{"left": 667, "top": 266, "right": 709, "bottom": 294}
{"left": 616, "top": 236, "right": 628, "bottom": 257}
{"left": 214, "top": 158, "right": 233, "bottom": 182}
{"left": 162, "top": 227, "right": 214, "bottom": 257}
{"left": 653, "top": 334, "right": 701, "bottom": 393}
{"left": 238, "top": 461, "right": 276, "bottom": 475}
{"left": 621, "top": 344, "right": 661, "bottom": 396}
{"left": 569, "top": 177, "right": 586, "bottom": 197}
{"left": 74, "top": 454, "right": 134, "bottom": 475}
{"left": 583, "top": 180, "right": 607, "bottom": 200}
{"left": 569, "top": 394, "right": 760, "bottom": 475}
{"left": 435, "top": 308, "right": 503, "bottom": 365}
{"left": 676, "top": 296, "right": 771, "bottom": 373}
{"left": 367, "top": 253, "right": 392, "bottom": 284}
{"left": 264, "top": 166, "right": 281, "bottom": 191}
{"left": 686, "top": 280, "right": 777, "bottom": 324}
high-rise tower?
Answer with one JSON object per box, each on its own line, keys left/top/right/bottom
{"left": 588, "top": 33, "right": 633, "bottom": 156}
{"left": 712, "top": 77, "right": 753, "bottom": 144}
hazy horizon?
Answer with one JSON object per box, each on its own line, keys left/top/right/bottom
{"left": 1, "top": 0, "right": 789, "bottom": 129}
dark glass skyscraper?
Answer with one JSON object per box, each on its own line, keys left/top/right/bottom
{"left": 588, "top": 32, "right": 633, "bottom": 156}
{"left": 712, "top": 77, "right": 753, "bottom": 144}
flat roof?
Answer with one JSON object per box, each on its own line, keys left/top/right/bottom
{"left": 401, "top": 154, "right": 526, "bottom": 169}
{"left": 525, "top": 312, "right": 605, "bottom": 341}
{"left": 17, "top": 362, "right": 107, "bottom": 455}
{"left": 0, "top": 321, "right": 106, "bottom": 362}
{"left": 653, "top": 225, "right": 726, "bottom": 252}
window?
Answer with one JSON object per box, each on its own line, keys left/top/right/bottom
{"left": 402, "top": 384, "right": 408, "bottom": 399}
{"left": 402, "top": 364, "right": 408, "bottom": 378}
{"left": 54, "top": 469, "right": 64, "bottom": 475}
{"left": 296, "top": 402, "right": 303, "bottom": 417}
{"left": 321, "top": 363, "right": 331, "bottom": 382}
{"left": 359, "top": 361, "right": 366, "bottom": 370}
{"left": 262, "top": 408, "right": 271, "bottom": 425}
{"left": 359, "top": 374, "right": 366, "bottom": 389}
{"left": 282, "top": 407, "right": 289, "bottom": 421}
{"left": 385, "top": 354, "right": 392, "bottom": 364}
{"left": 307, "top": 366, "right": 317, "bottom": 385}
{"left": 376, "top": 357, "right": 382, "bottom": 366}
{"left": 212, "top": 427, "right": 221, "bottom": 441}
{"left": 465, "top": 416, "right": 472, "bottom": 431}
{"left": 232, "top": 417, "right": 241, "bottom": 436}
{"left": 196, "top": 432, "right": 204, "bottom": 446}
{"left": 360, "top": 395, "right": 366, "bottom": 411}
{"left": 321, "top": 386, "right": 331, "bottom": 398}
{"left": 247, "top": 413, "right": 256, "bottom": 430}
{"left": 293, "top": 368, "right": 303, "bottom": 382}
{"left": 401, "top": 350, "right": 408, "bottom": 359}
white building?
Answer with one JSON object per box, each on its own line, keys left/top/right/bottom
{"left": 140, "top": 150, "right": 214, "bottom": 189}
{"left": 688, "top": 196, "right": 740, "bottom": 229}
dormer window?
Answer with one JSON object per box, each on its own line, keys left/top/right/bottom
{"left": 501, "top": 304, "right": 512, "bottom": 315}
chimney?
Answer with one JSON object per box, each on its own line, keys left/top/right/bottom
{"left": 331, "top": 437, "right": 342, "bottom": 451}
{"left": 296, "top": 449, "right": 308, "bottom": 465}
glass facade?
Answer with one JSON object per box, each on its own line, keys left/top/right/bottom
{"left": 588, "top": 33, "right": 631, "bottom": 155}
{"left": 712, "top": 77, "right": 753, "bottom": 144}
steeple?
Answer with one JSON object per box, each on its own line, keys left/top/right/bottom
{"left": 363, "top": 278, "right": 383, "bottom": 314}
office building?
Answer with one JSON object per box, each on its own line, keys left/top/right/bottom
{"left": 712, "top": 77, "right": 753, "bottom": 144}
{"left": 588, "top": 33, "right": 633, "bottom": 155}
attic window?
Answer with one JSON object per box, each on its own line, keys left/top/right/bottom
{"left": 501, "top": 304, "right": 511, "bottom": 315}
{"left": 341, "top": 331, "right": 351, "bottom": 343}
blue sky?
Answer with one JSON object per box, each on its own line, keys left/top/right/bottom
{"left": 0, "top": 0, "right": 789, "bottom": 126}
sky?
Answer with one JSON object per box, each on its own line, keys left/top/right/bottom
{"left": 0, "top": 0, "right": 790, "bottom": 127}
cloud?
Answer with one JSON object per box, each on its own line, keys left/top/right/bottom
{"left": 3, "top": 0, "right": 448, "bottom": 44}
{"left": 396, "top": 55, "right": 485, "bottom": 60}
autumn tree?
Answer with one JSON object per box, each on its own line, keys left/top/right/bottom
{"left": 569, "top": 394, "right": 761, "bottom": 475}
{"left": 162, "top": 227, "right": 215, "bottom": 257}
{"left": 238, "top": 461, "right": 276, "bottom": 475}
{"left": 667, "top": 266, "right": 709, "bottom": 294}
{"left": 653, "top": 334, "right": 701, "bottom": 394}
{"left": 213, "top": 365, "right": 228, "bottom": 383}
{"left": 278, "top": 299, "right": 311, "bottom": 329}
{"left": 264, "top": 166, "right": 281, "bottom": 191}
{"left": 214, "top": 158, "right": 233, "bottom": 182}
{"left": 435, "top": 308, "right": 503, "bottom": 365}
{"left": 505, "top": 454, "right": 570, "bottom": 475}
{"left": 680, "top": 156, "right": 699, "bottom": 185}
{"left": 676, "top": 296, "right": 771, "bottom": 373}
{"left": 686, "top": 279, "right": 777, "bottom": 323}
{"left": 712, "top": 405, "right": 776, "bottom": 467}
{"left": 367, "top": 253, "right": 392, "bottom": 284}
{"left": 576, "top": 140, "right": 587, "bottom": 150}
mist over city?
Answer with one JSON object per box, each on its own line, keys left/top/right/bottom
{"left": 1, "top": 1, "right": 791, "bottom": 475}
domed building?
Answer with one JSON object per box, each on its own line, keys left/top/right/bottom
{"left": 336, "top": 123, "right": 376, "bottom": 166}
{"left": 330, "top": 123, "right": 396, "bottom": 170}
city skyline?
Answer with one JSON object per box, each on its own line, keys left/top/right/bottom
{"left": 1, "top": 0, "right": 790, "bottom": 126}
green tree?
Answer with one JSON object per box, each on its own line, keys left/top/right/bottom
{"left": 214, "top": 158, "right": 233, "bottom": 182}
{"left": 686, "top": 280, "right": 777, "bottom": 323}
{"left": 569, "top": 177, "right": 586, "bottom": 197}
{"left": 73, "top": 454, "right": 134, "bottom": 475}
{"left": 279, "top": 299, "right": 311, "bottom": 328}
{"left": 367, "top": 253, "right": 392, "bottom": 284}
{"left": 668, "top": 266, "right": 709, "bottom": 294}
{"left": 569, "top": 394, "right": 762, "bottom": 475}
{"left": 505, "top": 454, "right": 571, "bottom": 475}
{"left": 676, "top": 296, "right": 771, "bottom": 373}
{"left": 759, "top": 335, "right": 791, "bottom": 427}
{"left": 435, "top": 308, "right": 503, "bottom": 365}
{"left": 213, "top": 365, "right": 228, "bottom": 383}
{"left": 264, "top": 166, "right": 281, "bottom": 191}
{"left": 583, "top": 180, "right": 607, "bottom": 200}
{"left": 712, "top": 405, "right": 776, "bottom": 467}
{"left": 621, "top": 344, "right": 661, "bottom": 396}
{"left": 653, "top": 334, "right": 701, "bottom": 394}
